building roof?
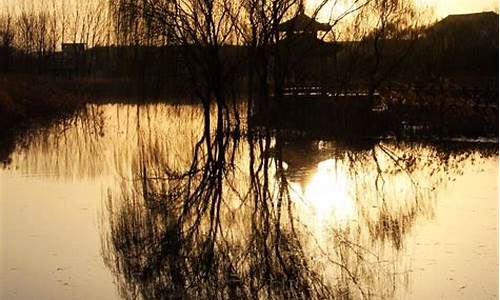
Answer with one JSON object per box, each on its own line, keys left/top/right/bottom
{"left": 278, "top": 11, "right": 331, "bottom": 32}
{"left": 428, "top": 11, "right": 498, "bottom": 39}
{"left": 435, "top": 11, "right": 498, "bottom": 27}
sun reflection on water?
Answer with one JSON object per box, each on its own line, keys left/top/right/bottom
{"left": 291, "top": 158, "right": 356, "bottom": 226}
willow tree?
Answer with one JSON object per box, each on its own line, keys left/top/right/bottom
{"left": 356, "top": 0, "right": 426, "bottom": 95}
{"left": 111, "top": 0, "right": 243, "bottom": 128}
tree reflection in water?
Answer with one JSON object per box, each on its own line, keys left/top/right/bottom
{"left": 99, "top": 106, "right": 495, "bottom": 300}
{"left": 0, "top": 103, "right": 494, "bottom": 299}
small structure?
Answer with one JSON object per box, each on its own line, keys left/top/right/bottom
{"left": 60, "top": 43, "right": 86, "bottom": 75}
{"left": 62, "top": 43, "right": 86, "bottom": 56}
{"left": 277, "top": 6, "right": 335, "bottom": 86}
{"left": 254, "top": 10, "right": 383, "bottom": 135}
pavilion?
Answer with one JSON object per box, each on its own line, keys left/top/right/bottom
{"left": 277, "top": 6, "right": 335, "bottom": 87}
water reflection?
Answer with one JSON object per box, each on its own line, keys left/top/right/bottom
{"left": 289, "top": 159, "right": 355, "bottom": 225}
{"left": 2, "top": 104, "right": 497, "bottom": 299}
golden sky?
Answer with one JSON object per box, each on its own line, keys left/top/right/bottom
{"left": 3, "top": 0, "right": 499, "bottom": 19}
{"left": 417, "top": 0, "right": 498, "bottom": 18}
{"left": 304, "top": 0, "right": 498, "bottom": 24}
{"left": 307, "top": 0, "right": 498, "bottom": 18}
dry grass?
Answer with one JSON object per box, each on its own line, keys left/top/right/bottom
{"left": 0, "top": 75, "right": 84, "bottom": 131}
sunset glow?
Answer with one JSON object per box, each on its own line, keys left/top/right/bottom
{"left": 416, "top": 0, "right": 498, "bottom": 17}
{"left": 1, "top": 0, "right": 498, "bottom": 297}
{"left": 4, "top": 0, "right": 499, "bottom": 18}
{"left": 304, "top": 159, "right": 355, "bottom": 224}
{"left": 306, "top": 0, "right": 499, "bottom": 20}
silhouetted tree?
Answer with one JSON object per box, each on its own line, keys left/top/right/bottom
{"left": 0, "top": 12, "right": 15, "bottom": 73}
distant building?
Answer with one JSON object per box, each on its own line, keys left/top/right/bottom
{"left": 425, "top": 11, "right": 498, "bottom": 75}
{"left": 434, "top": 11, "right": 498, "bottom": 27}
{"left": 62, "top": 43, "right": 86, "bottom": 60}
{"left": 430, "top": 11, "right": 498, "bottom": 49}
{"left": 54, "top": 43, "right": 87, "bottom": 75}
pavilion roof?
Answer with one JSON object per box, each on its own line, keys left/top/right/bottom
{"left": 278, "top": 12, "right": 332, "bottom": 32}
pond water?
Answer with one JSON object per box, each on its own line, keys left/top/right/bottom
{"left": 1, "top": 103, "right": 498, "bottom": 299}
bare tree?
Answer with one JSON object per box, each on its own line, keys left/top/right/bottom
{"left": 0, "top": 12, "right": 15, "bottom": 72}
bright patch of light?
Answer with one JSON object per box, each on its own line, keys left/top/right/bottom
{"left": 306, "top": 0, "right": 349, "bottom": 23}
{"left": 304, "top": 159, "right": 355, "bottom": 224}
